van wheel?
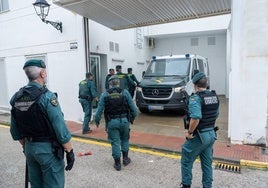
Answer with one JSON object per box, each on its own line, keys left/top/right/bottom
{"left": 139, "top": 108, "right": 149, "bottom": 113}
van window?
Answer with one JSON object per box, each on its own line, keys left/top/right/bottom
{"left": 145, "top": 58, "right": 190, "bottom": 77}
{"left": 198, "top": 59, "right": 205, "bottom": 73}
{"left": 192, "top": 59, "right": 198, "bottom": 76}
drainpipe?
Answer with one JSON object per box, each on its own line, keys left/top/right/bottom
{"left": 83, "top": 17, "right": 90, "bottom": 72}
{"left": 265, "top": 93, "right": 268, "bottom": 154}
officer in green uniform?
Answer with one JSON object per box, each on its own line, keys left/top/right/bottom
{"left": 127, "top": 68, "right": 140, "bottom": 98}
{"left": 79, "top": 72, "right": 98, "bottom": 134}
{"left": 10, "top": 59, "right": 75, "bottom": 188}
{"left": 180, "top": 72, "right": 220, "bottom": 188}
{"left": 105, "top": 68, "right": 115, "bottom": 90}
{"left": 94, "top": 75, "right": 137, "bottom": 171}
{"left": 115, "top": 65, "right": 135, "bottom": 91}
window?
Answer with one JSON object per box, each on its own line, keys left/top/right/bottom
{"left": 0, "top": 0, "right": 9, "bottom": 13}
{"left": 197, "top": 59, "right": 205, "bottom": 73}
{"left": 208, "top": 36, "right": 216, "bottom": 45}
{"left": 109, "top": 41, "right": 114, "bottom": 51}
{"left": 191, "top": 38, "right": 199, "bottom": 46}
{"left": 115, "top": 43, "right": 119, "bottom": 52}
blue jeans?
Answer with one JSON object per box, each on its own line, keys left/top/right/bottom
{"left": 181, "top": 130, "right": 216, "bottom": 188}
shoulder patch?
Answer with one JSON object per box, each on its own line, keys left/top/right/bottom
{"left": 50, "top": 98, "right": 58, "bottom": 106}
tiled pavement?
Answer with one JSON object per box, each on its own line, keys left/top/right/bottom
{"left": 66, "top": 120, "right": 268, "bottom": 168}
{"left": 1, "top": 111, "right": 268, "bottom": 168}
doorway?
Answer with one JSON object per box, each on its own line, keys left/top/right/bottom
{"left": 90, "top": 55, "right": 101, "bottom": 108}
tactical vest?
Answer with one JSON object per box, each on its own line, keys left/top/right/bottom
{"left": 79, "top": 79, "right": 90, "bottom": 97}
{"left": 196, "top": 90, "right": 219, "bottom": 130}
{"left": 10, "top": 86, "right": 55, "bottom": 139}
{"left": 104, "top": 87, "right": 128, "bottom": 120}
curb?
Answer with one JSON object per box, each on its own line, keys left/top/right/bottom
{"left": 2, "top": 123, "right": 268, "bottom": 170}
{"left": 71, "top": 133, "right": 268, "bottom": 170}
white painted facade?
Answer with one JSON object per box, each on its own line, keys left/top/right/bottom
{"left": 228, "top": 0, "right": 268, "bottom": 144}
{"left": 1, "top": 0, "right": 267, "bottom": 145}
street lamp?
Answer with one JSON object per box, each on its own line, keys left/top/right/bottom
{"left": 33, "top": 0, "right": 62, "bottom": 33}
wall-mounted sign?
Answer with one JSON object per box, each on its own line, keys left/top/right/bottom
{"left": 70, "top": 42, "right": 78, "bottom": 49}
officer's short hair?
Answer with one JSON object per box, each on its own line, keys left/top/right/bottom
{"left": 195, "top": 77, "right": 207, "bottom": 88}
{"left": 127, "top": 68, "right": 132, "bottom": 73}
{"left": 86, "top": 72, "right": 93, "bottom": 78}
{"left": 109, "top": 75, "right": 120, "bottom": 86}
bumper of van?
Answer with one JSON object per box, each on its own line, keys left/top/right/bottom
{"left": 135, "top": 91, "right": 188, "bottom": 111}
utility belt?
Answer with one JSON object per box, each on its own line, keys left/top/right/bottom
{"left": 25, "top": 136, "right": 53, "bottom": 142}
{"left": 25, "top": 137, "right": 64, "bottom": 160}
{"left": 193, "top": 126, "right": 219, "bottom": 137}
{"left": 109, "top": 114, "right": 128, "bottom": 119}
{"left": 79, "top": 95, "right": 92, "bottom": 100}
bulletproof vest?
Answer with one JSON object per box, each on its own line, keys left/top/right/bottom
{"left": 10, "top": 86, "right": 54, "bottom": 138}
{"left": 196, "top": 90, "right": 219, "bottom": 130}
{"left": 79, "top": 79, "right": 90, "bottom": 96}
{"left": 116, "top": 73, "right": 128, "bottom": 89}
{"left": 104, "top": 88, "right": 128, "bottom": 118}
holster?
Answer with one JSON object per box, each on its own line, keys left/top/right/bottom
{"left": 183, "top": 115, "right": 190, "bottom": 130}
{"left": 52, "top": 141, "right": 64, "bottom": 160}
{"left": 127, "top": 114, "right": 134, "bottom": 124}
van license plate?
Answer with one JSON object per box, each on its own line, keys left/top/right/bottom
{"left": 148, "top": 105, "right": 164, "bottom": 110}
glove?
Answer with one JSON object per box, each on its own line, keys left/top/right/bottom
{"left": 65, "top": 149, "right": 75, "bottom": 171}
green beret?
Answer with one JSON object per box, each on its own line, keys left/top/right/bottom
{"left": 192, "top": 72, "right": 206, "bottom": 84}
{"left": 23, "top": 59, "right": 46, "bottom": 69}
{"left": 108, "top": 75, "right": 119, "bottom": 82}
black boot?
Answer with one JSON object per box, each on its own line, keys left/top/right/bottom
{"left": 122, "top": 151, "right": 131, "bottom": 166}
{"left": 113, "top": 158, "right": 121, "bottom": 171}
{"left": 179, "top": 183, "right": 191, "bottom": 188}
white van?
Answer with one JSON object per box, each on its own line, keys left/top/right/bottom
{"left": 136, "top": 54, "right": 210, "bottom": 113}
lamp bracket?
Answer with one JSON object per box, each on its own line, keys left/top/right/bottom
{"left": 43, "top": 19, "right": 62, "bottom": 33}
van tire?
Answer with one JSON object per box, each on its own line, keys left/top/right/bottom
{"left": 139, "top": 108, "right": 149, "bottom": 113}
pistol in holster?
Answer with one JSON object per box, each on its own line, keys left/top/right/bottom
{"left": 183, "top": 115, "right": 190, "bottom": 130}
{"left": 127, "top": 114, "right": 134, "bottom": 124}
{"left": 52, "top": 141, "right": 64, "bottom": 160}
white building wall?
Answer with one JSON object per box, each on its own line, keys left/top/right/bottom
{"left": 0, "top": 0, "right": 87, "bottom": 121}
{"left": 89, "top": 20, "right": 149, "bottom": 80}
{"left": 229, "top": 0, "right": 268, "bottom": 144}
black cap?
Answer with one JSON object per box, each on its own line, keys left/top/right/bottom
{"left": 116, "top": 65, "right": 122, "bottom": 69}
{"left": 86, "top": 72, "right": 93, "bottom": 77}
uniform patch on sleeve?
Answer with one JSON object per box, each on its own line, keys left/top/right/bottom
{"left": 50, "top": 98, "right": 58, "bottom": 106}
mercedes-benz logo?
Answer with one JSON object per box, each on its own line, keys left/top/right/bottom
{"left": 152, "top": 89, "right": 159, "bottom": 96}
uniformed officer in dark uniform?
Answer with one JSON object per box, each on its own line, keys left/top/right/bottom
{"left": 127, "top": 68, "right": 140, "bottom": 98}
{"left": 115, "top": 65, "right": 135, "bottom": 91}
{"left": 180, "top": 72, "right": 220, "bottom": 188}
{"left": 78, "top": 72, "right": 98, "bottom": 134}
{"left": 94, "top": 75, "right": 137, "bottom": 171}
{"left": 10, "top": 59, "right": 75, "bottom": 187}
{"left": 105, "top": 68, "right": 115, "bottom": 90}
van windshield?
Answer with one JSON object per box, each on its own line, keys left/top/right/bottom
{"left": 144, "top": 58, "right": 190, "bottom": 77}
